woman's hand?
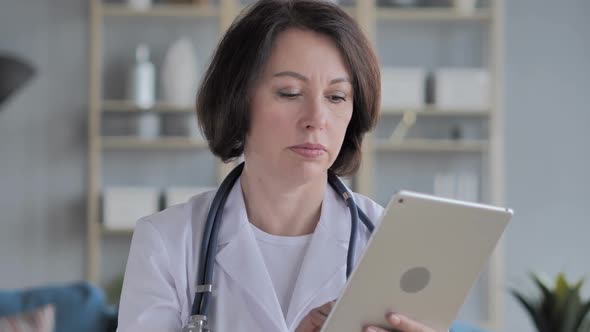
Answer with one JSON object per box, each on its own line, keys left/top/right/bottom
{"left": 295, "top": 300, "right": 336, "bottom": 332}
{"left": 363, "top": 312, "right": 437, "bottom": 332}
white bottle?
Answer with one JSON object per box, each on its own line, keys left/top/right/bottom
{"left": 128, "top": 44, "right": 159, "bottom": 139}
{"left": 128, "top": 44, "right": 155, "bottom": 109}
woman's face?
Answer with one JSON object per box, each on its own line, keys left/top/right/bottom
{"left": 244, "top": 28, "right": 354, "bottom": 183}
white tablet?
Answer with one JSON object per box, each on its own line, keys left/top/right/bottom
{"left": 321, "top": 190, "right": 513, "bottom": 332}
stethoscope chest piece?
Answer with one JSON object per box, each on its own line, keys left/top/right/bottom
{"left": 182, "top": 315, "right": 211, "bottom": 332}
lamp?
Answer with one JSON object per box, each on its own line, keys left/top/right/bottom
{"left": 0, "top": 54, "right": 36, "bottom": 109}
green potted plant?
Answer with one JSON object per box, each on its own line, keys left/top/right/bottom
{"left": 511, "top": 272, "right": 590, "bottom": 332}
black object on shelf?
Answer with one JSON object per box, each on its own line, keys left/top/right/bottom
{"left": 0, "top": 54, "right": 36, "bottom": 109}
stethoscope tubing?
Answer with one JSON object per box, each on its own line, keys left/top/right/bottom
{"left": 191, "top": 162, "right": 375, "bottom": 319}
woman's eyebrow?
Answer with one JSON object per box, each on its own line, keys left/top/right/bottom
{"left": 272, "top": 71, "right": 350, "bottom": 85}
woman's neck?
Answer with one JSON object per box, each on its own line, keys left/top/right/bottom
{"left": 240, "top": 163, "right": 327, "bottom": 237}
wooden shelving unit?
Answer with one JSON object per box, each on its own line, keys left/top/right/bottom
{"left": 374, "top": 139, "right": 489, "bottom": 153}
{"left": 380, "top": 107, "right": 491, "bottom": 117}
{"left": 101, "top": 3, "right": 219, "bottom": 17}
{"left": 86, "top": 0, "right": 239, "bottom": 289}
{"left": 376, "top": 7, "right": 491, "bottom": 21}
{"left": 102, "top": 137, "right": 209, "bottom": 149}
{"left": 101, "top": 227, "right": 135, "bottom": 236}
{"left": 87, "top": 0, "right": 506, "bottom": 329}
{"left": 102, "top": 100, "right": 194, "bottom": 112}
{"left": 356, "top": 1, "right": 506, "bottom": 330}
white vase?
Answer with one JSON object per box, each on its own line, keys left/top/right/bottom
{"left": 161, "top": 37, "right": 199, "bottom": 108}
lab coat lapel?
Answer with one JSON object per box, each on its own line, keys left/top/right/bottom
{"left": 214, "top": 178, "right": 288, "bottom": 332}
{"left": 285, "top": 186, "right": 350, "bottom": 329}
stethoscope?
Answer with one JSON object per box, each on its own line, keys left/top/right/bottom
{"left": 182, "top": 162, "right": 375, "bottom": 332}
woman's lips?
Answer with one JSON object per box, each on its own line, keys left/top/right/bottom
{"left": 289, "top": 143, "right": 327, "bottom": 158}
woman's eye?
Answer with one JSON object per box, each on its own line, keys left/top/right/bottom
{"left": 329, "top": 95, "right": 347, "bottom": 103}
{"left": 278, "top": 92, "right": 301, "bottom": 99}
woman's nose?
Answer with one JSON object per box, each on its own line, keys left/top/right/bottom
{"left": 301, "top": 96, "right": 328, "bottom": 131}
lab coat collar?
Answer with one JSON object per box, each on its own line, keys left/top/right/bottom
{"left": 215, "top": 177, "right": 250, "bottom": 246}
{"left": 285, "top": 185, "right": 350, "bottom": 329}
{"left": 214, "top": 177, "right": 287, "bottom": 331}
{"left": 214, "top": 177, "right": 351, "bottom": 331}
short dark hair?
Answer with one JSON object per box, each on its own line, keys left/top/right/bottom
{"left": 196, "top": 0, "right": 381, "bottom": 176}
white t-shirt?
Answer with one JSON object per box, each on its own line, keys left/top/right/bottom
{"left": 250, "top": 223, "right": 313, "bottom": 318}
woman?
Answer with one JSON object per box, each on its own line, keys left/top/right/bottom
{"left": 118, "top": 1, "right": 437, "bottom": 331}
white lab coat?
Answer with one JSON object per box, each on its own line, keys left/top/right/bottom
{"left": 117, "top": 177, "right": 384, "bottom": 332}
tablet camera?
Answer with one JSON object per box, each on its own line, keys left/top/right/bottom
{"left": 400, "top": 266, "right": 431, "bottom": 293}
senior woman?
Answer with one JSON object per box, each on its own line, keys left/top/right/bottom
{"left": 117, "top": 1, "right": 438, "bottom": 331}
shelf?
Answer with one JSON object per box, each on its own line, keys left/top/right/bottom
{"left": 376, "top": 8, "right": 491, "bottom": 21}
{"left": 380, "top": 107, "right": 490, "bottom": 117}
{"left": 87, "top": 1, "right": 505, "bottom": 328}
{"left": 101, "top": 3, "right": 219, "bottom": 18}
{"left": 102, "top": 227, "right": 134, "bottom": 236}
{"left": 102, "top": 137, "right": 208, "bottom": 149}
{"left": 102, "top": 100, "right": 194, "bottom": 113}
{"left": 239, "top": 4, "right": 355, "bottom": 16}
{"left": 374, "top": 139, "right": 488, "bottom": 152}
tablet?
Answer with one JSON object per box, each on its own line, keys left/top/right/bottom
{"left": 321, "top": 190, "right": 513, "bottom": 332}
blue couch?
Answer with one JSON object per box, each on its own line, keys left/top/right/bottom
{"left": 0, "top": 281, "right": 117, "bottom": 332}
{"left": 0, "top": 281, "right": 485, "bottom": 332}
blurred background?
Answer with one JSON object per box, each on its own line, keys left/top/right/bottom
{"left": 0, "top": 0, "right": 588, "bottom": 331}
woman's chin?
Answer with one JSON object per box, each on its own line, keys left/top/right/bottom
{"left": 282, "top": 160, "right": 330, "bottom": 182}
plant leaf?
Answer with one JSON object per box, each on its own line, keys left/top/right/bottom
{"left": 511, "top": 288, "right": 552, "bottom": 332}
{"left": 532, "top": 273, "right": 556, "bottom": 319}
{"left": 575, "top": 300, "right": 590, "bottom": 332}
{"left": 556, "top": 273, "right": 570, "bottom": 299}
{"left": 573, "top": 277, "right": 586, "bottom": 292}
{"left": 561, "top": 288, "right": 582, "bottom": 332}
{"left": 578, "top": 313, "right": 590, "bottom": 332}
{"left": 532, "top": 273, "right": 555, "bottom": 301}
{"left": 553, "top": 273, "right": 581, "bottom": 328}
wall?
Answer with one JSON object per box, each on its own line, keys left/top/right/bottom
{"left": 0, "top": 0, "right": 88, "bottom": 287}
{"left": 1, "top": 0, "right": 589, "bottom": 330}
{"left": 503, "top": 0, "right": 590, "bottom": 330}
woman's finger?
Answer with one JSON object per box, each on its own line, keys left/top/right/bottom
{"left": 317, "top": 300, "right": 336, "bottom": 316}
{"left": 309, "top": 301, "right": 337, "bottom": 328}
{"left": 364, "top": 312, "right": 437, "bottom": 332}
{"left": 384, "top": 313, "right": 433, "bottom": 332}
{"left": 310, "top": 309, "right": 327, "bottom": 327}
{"left": 363, "top": 326, "right": 392, "bottom": 332}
